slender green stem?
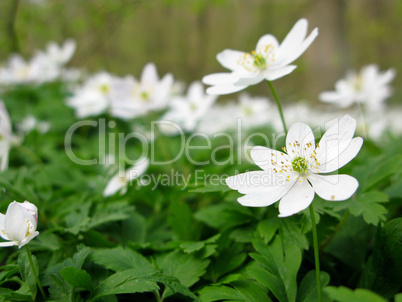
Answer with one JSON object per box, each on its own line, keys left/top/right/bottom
{"left": 266, "top": 81, "right": 287, "bottom": 133}
{"left": 309, "top": 204, "right": 322, "bottom": 302}
{"left": 25, "top": 245, "right": 46, "bottom": 300}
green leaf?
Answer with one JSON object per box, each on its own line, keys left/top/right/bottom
{"left": 89, "top": 268, "right": 198, "bottom": 302}
{"left": 324, "top": 286, "right": 387, "bottom": 302}
{"left": 359, "top": 218, "right": 402, "bottom": 299}
{"left": 18, "top": 251, "right": 37, "bottom": 300}
{"left": 296, "top": 270, "right": 330, "bottom": 302}
{"left": 168, "top": 199, "right": 196, "bottom": 240}
{"left": 279, "top": 218, "right": 309, "bottom": 250}
{"left": 87, "top": 201, "right": 134, "bottom": 229}
{"left": 248, "top": 236, "right": 302, "bottom": 302}
{"left": 195, "top": 203, "right": 254, "bottom": 230}
{"left": 362, "top": 154, "right": 402, "bottom": 192}
{"left": 206, "top": 245, "right": 247, "bottom": 283}
{"left": 331, "top": 191, "right": 388, "bottom": 225}
{"left": 257, "top": 218, "right": 279, "bottom": 244}
{"left": 155, "top": 250, "right": 209, "bottom": 287}
{"left": 88, "top": 268, "right": 159, "bottom": 302}
{"left": 60, "top": 267, "right": 92, "bottom": 291}
{"left": 198, "top": 280, "right": 271, "bottom": 302}
{"left": 395, "top": 293, "right": 402, "bottom": 302}
{"left": 91, "top": 246, "right": 153, "bottom": 272}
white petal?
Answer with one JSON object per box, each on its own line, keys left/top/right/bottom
{"left": 276, "top": 26, "right": 318, "bottom": 67}
{"left": 0, "top": 241, "right": 18, "bottom": 247}
{"left": 276, "top": 19, "right": 308, "bottom": 64}
{"left": 308, "top": 174, "right": 358, "bottom": 201}
{"left": 0, "top": 213, "right": 9, "bottom": 240}
{"left": 317, "top": 137, "right": 363, "bottom": 173}
{"left": 226, "top": 171, "right": 291, "bottom": 194}
{"left": 315, "top": 115, "right": 362, "bottom": 172}
{"left": 206, "top": 83, "right": 247, "bottom": 95}
{"left": 234, "top": 75, "right": 264, "bottom": 86}
{"left": 286, "top": 122, "right": 315, "bottom": 158}
{"left": 217, "top": 49, "right": 246, "bottom": 71}
{"left": 235, "top": 177, "right": 296, "bottom": 207}
{"left": 264, "top": 65, "right": 297, "bottom": 81}
{"left": 126, "top": 157, "right": 150, "bottom": 181}
{"left": 250, "top": 146, "right": 291, "bottom": 172}
{"left": 103, "top": 175, "right": 127, "bottom": 197}
{"left": 141, "top": 63, "right": 159, "bottom": 86}
{"left": 278, "top": 178, "right": 315, "bottom": 217}
{"left": 4, "top": 202, "right": 28, "bottom": 242}
{"left": 18, "top": 231, "right": 39, "bottom": 248}
{"left": 256, "top": 34, "right": 280, "bottom": 51}
{"left": 202, "top": 73, "right": 238, "bottom": 85}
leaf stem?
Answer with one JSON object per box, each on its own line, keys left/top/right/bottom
{"left": 309, "top": 204, "right": 322, "bottom": 302}
{"left": 266, "top": 80, "right": 287, "bottom": 133}
{"left": 25, "top": 245, "right": 46, "bottom": 300}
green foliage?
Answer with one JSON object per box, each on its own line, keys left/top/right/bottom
{"left": 248, "top": 236, "right": 301, "bottom": 302}
{"left": 324, "top": 286, "right": 387, "bottom": 302}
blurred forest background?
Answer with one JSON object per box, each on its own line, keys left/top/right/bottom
{"left": 0, "top": 0, "right": 401, "bottom": 104}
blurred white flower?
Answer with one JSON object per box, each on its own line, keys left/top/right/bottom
{"left": 197, "top": 93, "right": 272, "bottom": 134}
{"left": 0, "top": 102, "right": 13, "bottom": 172}
{"left": 159, "top": 81, "right": 217, "bottom": 135}
{"left": 0, "top": 40, "right": 76, "bottom": 86}
{"left": 42, "top": 39, "right": 76, "bottom": 66}
{"left": 226, "top": 115, "right": 362, "bottom": 217}
{"left": 17, "top": 115, "right": 51, "bottom": 135}
{"left": 103, "top": 157, "right": 150, "bottom": 197}
{"left": 67, "top": 72, "right": 115, "bottom": 118}
{"left": 203, "top": 19, "right": 318, "bottom": 95}
{"left": 110, "top": 63, "right": 173, "bottom": 119}
{"left": 319, "top": 64, "right": 396, "bottom": 110}
{"left": 0, "top": 201, "right": 39, "bottom": 248}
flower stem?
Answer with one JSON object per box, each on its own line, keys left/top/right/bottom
{"left": 25, "top": 245, "right": 46, "bottom": 300}
{"left": 266, "top": 80, "right": 287, "bottom": 133}
{"left": 309, "top": 204, "right": 322, "bottom": 302}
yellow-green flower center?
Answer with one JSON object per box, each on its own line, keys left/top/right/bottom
{"left": 253, "top": 54, "right": 267, "bottom": 69}
{"left": 99, "top": 84, "right": 110, "bottom": 94}
{"left": 292, "top": 157, "right": 308, "bottom": 174}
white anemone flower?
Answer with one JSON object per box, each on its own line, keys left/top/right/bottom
{"left": 159, "top": 81, "right": 217, "bottom": 135}
{"left": 0, "top": 201, "right": 39, "bottom": 248}
{"left": 226, "top": 115, "right": 363, "bottom": 217}
{"left": 319, "top": 64, "right": 396, "bottom": 110}
{"left": 110, "top": 63, "right": 173, "bottom": 120}
{"left": 203, "top": 18, "right": 318, "bottom": 95}
{"left": 103, "top": 157, "right": 150, "bottom": 197}
{"left": 67, "top": 72, "right": 115, "bottom": 118}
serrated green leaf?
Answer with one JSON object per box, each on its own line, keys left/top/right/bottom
{"left": 155, "top": 250, "right": 209, "bottom": 287}
{"left": 168, "top": 199, "right": 195, "bottom": 240}
{"left": 195, "top": 203, "right": 254, "bottom": 230}
{"left": 257, "top": 218, "right": 279, "bottom": 244}
{"left": 60, "top": 267, "right": 92, "bottom": 291}
{"left": 331, "top": 191, "right": 388, "bottom": 225}
{"left": 89, "top": 268, "right": 198, "bottom": 302}
{"left": 324, "top": 286, "right": 387, "bottom": 302}
{"left": 249, "top": 236, "right": 301, "bottom": 302}
{"left": 296, "top": 270, "right": 330, "bottom": 302}
{"left": 198, "top": 280, "right": 271, "bottom": 302}
{"left": 18, "top": 251, "right": 37, "bottom": 300}
{"left": 91, "top": 246, "right": 153, "bottom": 272}
{"left": 362, "top": 154, "right": 402, "bottom": 192}
{"left": 88, "top": 268, "right": 159, "bottom": 302}
{"left": 359, "top": 218, "right": 402, "bottom": 299}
